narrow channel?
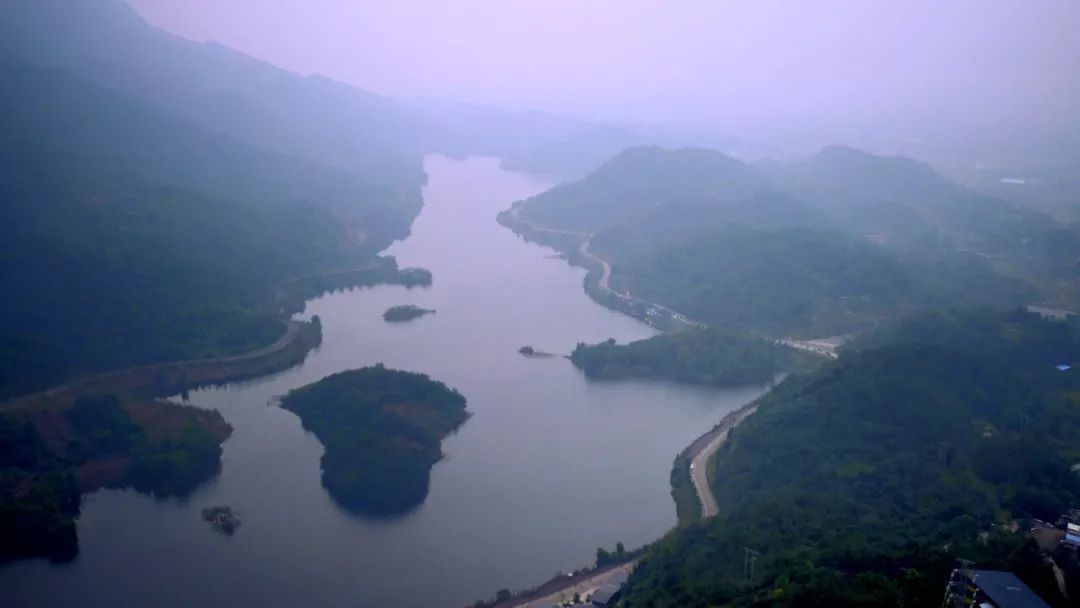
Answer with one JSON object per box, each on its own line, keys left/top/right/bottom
{"left": 0, "top": 156, "right": 769, "bottom": 608}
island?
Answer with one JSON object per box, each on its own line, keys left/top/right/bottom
{"left": 278, "top": 365, "right": 469, "bottom": 516}
{"left": 518, "top": 346, "right": 555, "bottom": 358}
{"left": 570, "top": 328, "right": 815, "bottom": 387}
{"left": 201, "top": 505, "right": 241, "bottom": 535}
{"left": 382, "top": 305, "right": 435, "bottom": 322}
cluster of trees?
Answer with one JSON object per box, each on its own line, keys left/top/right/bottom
{"left": 570, "top": 328, "right": 813, "bottom": 387}
{"left": 0, "top": 415, "right": 80, "bottom": 563}
{"left": 0, "top": 394, "right": 230, "bottom": 562}
{"left": 279, "top": 365, "right": 469, "bottom": 516}
{"left": 622, "top": 310, "right": 1080, "bottom": 606}
{"left": 510, "top": 145, "right": 1071, "bottom": 336}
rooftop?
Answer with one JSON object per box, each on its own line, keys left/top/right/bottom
{"left": 970, "top": 570, "right": 1050, "bottom": 608}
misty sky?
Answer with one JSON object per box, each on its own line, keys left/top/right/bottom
{"left": 129, "top": 0, "right": 1079, "bottom": 156}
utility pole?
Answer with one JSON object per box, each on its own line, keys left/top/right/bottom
{"left": 743, "top": 547, "right": 760, "bottom": 582}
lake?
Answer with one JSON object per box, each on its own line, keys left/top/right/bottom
{"left": 0, "top": 156, "right": 767, "bottom": 608}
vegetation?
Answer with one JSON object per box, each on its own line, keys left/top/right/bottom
{"left": 279, "top": 366, "right": 469, "bottom": 516}
{"left": 506, "top": 146, "right": 1071, "bottom": 335}
{"left": 0, "top": 394, "right": 231, "bottom": 563}
{"left": 624, "top": 310, "right": 1080, "bottom": 606}
{"left": 571, "top": 328, "right": 815, "bottom": 386}
{"left": 383, "top": 305, "right": 435, "bottom": 322}
{"left": 0, "top": 65, "right": 427, "bottom": 400}
{"left": 669, "top": 454, "right": 702, "bottom": 525}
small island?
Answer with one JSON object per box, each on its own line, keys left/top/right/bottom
{"left": 383, "top": 304, "right": 435, "bottom": 322}
{"left": 201, "top": 505, "right": 241, "bottom": 536}
{"left": 279, "top": 365, "right": 469, "bottom": 516}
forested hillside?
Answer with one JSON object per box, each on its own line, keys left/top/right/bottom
{"left": 0, "top": 4, "right": 433, "bottom": 399}
{"left": 506, "top": 145, "right": 1070, "bottom": 335}
{"left": 0, "top": 66, "right": 420, "bottom": 399}
{"left": 624, "top": 310, "right": 1080, "bottom": 607}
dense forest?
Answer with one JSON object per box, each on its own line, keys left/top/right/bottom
{"left": 0, "top": 54, "right": 424, "bottom": 399}
{"left": 0, "top": 394, "right": 231, "bottom": 562}
{"left": 623, "top": 310, "right": 1080, "bottom": 606}
{"left": 570, "top": 329, "right": 815, "bottom": 386}
{"left": 279, "top": 365, "right": 469, "bottom": 516}
{"left": 506, "top": 146, "right": 1073, "bottom": 335}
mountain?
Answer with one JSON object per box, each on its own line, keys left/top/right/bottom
{"left": 505, "top": 145, "right": 1037, "bottom": 335}
{"left": 511, "top": 146, "right": 773, "bottom": 233}
{"left": 0, "top": 0, "right": 427, "bottom": 191}
{"left": 770, "top": 147, "right": 1080, "bottom": 280}
{"left": 0, "top": 2, "right": 438, "bottom": 398}
{"left": 0, "top": 69, "right": 389, "bottom": 397}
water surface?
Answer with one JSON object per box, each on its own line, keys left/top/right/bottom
{"left": 1, "top": 156, "right": 766, "bottom": 608}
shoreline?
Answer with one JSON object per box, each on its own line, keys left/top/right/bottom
{"left": 0, "top": 319, "right": 323, "bottom": 413}
{"left": 1, "top": 257, "right": 434, "bottom": 413}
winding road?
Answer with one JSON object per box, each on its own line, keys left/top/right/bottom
{"left": 688, "top": 403, "right": 760, "bottom": 517}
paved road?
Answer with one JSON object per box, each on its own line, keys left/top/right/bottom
{"left": 0, "top": 320, "right": 305, "bottom": 412}
{"left": 514, "top": 563, "right": 635, "bottom": 608}
{"left": 509, "top": 206, "right": 707, "bottom": 329}
{"left": 689, "top": 404, "right": 760, "bottom": 518}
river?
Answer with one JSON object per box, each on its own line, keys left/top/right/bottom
{"left": 0, "top": 156, "right": 767, "bottom": 608}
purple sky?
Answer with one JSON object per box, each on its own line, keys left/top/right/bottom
{"left": 128, "top": 0, "right": 1079, "bottom": 153}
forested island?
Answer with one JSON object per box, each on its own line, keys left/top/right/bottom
{"left": 279, "top": 365, "right": 469, "bottom": 516}
{"left": 0, "top": 394, "right": 231, "bottom": 563}
{"left": 383, "top": 305, "right": 435, "bottom": 322}
{"left": 624, "top": 309, "right": 1080, "bottom": 605}
{"left": 570, "top": 328, "right": 815, "bottom": 386}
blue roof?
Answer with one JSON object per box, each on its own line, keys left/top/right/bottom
{"left": 971, "top": 570, "right": 1050, "bottom": 608}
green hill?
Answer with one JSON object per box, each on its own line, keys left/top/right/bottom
{"left": 625, "top": 310, "right": 1080, "bottom": 607}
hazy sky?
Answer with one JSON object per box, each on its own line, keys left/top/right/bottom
{"left": 129, "top": 0, "right": 1079, "bottom": 155}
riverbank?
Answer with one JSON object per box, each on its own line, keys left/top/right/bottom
{"left": 1, "top": 319, "right": 322, "bottom": 414}
{"left": 498, "top": 205, "right": 707, "bottom": 331}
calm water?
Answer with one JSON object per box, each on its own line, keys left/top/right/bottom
{"left": 1, "top": 156, "right": 767, "bottom": 608}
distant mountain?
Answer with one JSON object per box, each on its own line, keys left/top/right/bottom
{"left": 512, "top": 146, "right": 773, "bottom": 233}
{"left": 0, "top": 0, "right": 427, "bottom": 190}
{"left": 1, "top": 66, "right": 415, "bottom": 231}
{"left": 504, "top": 144, "right": 1044, "bottom": 334}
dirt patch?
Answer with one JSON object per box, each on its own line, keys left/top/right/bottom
{"left": 76, "top": 456, "right": 131, "bottom": 490}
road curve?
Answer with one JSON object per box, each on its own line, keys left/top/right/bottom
{"left": 0, "top": 320, "right": 309, "bottom": 412}
{"left": 689, "top": 403, "right": 759, "bottom": 517}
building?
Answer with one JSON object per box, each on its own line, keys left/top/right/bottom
{"left": 606, "top": 569, "right": 629, "bottom": 588}
{"left": 944, "top": 569, "right": 1050, "bottom": 608}
{"left": 590, "top": 584, "right": 621, "bottom": 607}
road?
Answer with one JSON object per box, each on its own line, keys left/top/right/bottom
{"left": 508, "top": 205, "right": 708, "bottom": 329}
{"left": 0, "top": 320, "right": 306, "bottom": 412}
{"left": 777, "top": 338, "right": 841, "bottom": 359}
{"left": 510, "top": 563, "right": 635, "bottom": 608}
{"left": 689, "top": 403, "right": 760, "bottom": 518}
